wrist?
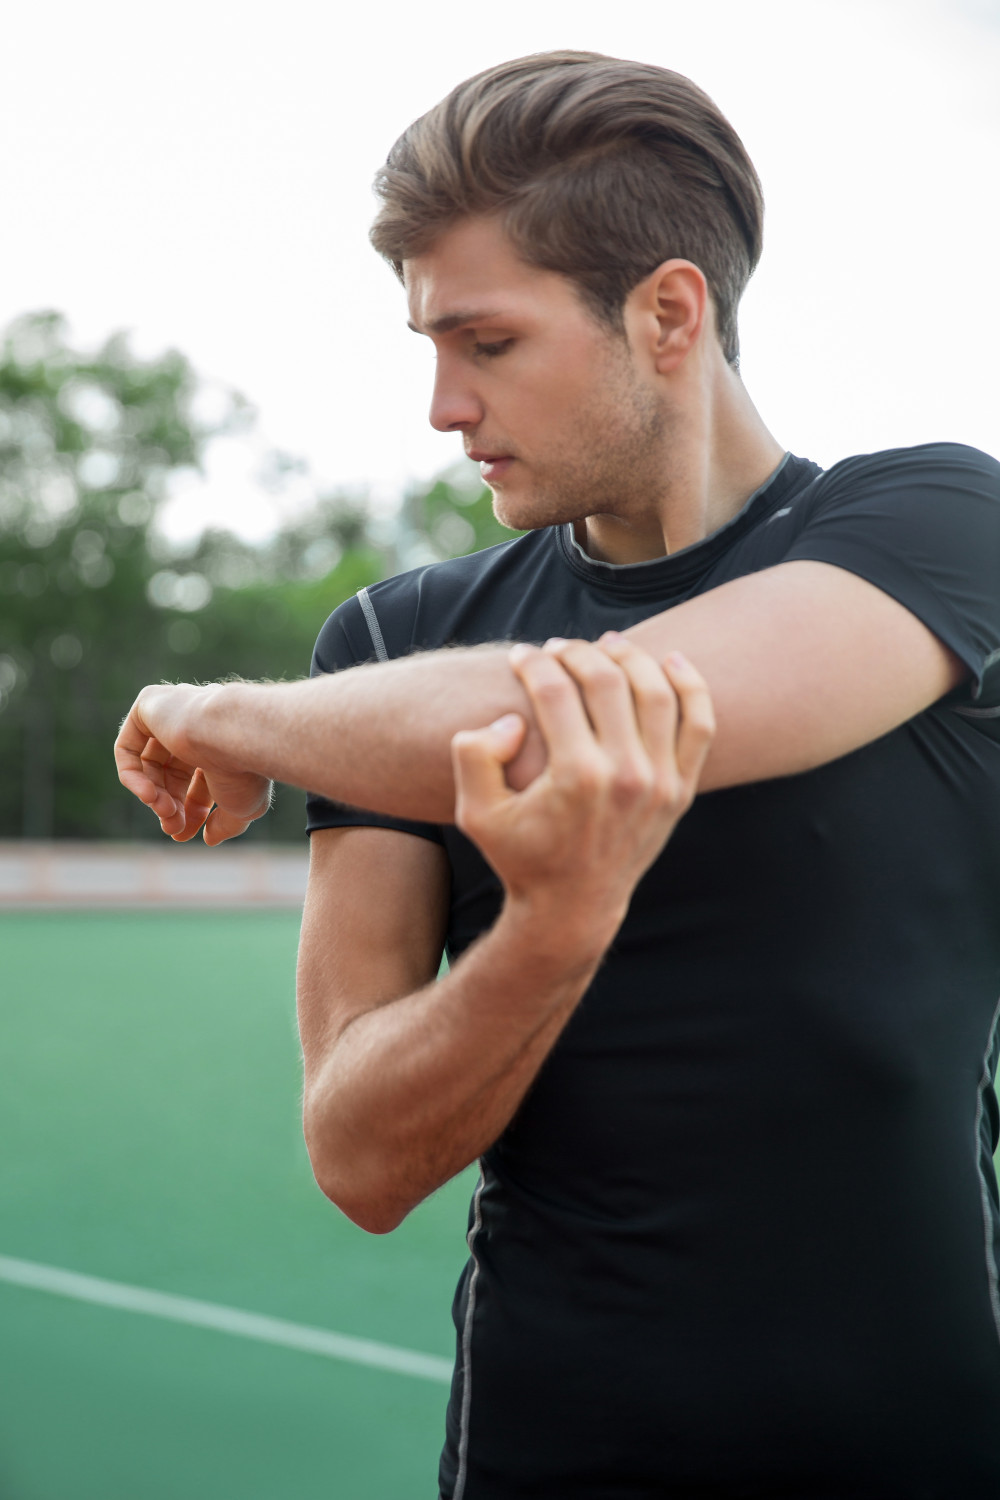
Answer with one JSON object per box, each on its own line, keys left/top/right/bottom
{"left": 497, "top": 891, "right": 621, "bottom": 983}
{"left": 181, "top": 681, "right": 246, "bottom": 768}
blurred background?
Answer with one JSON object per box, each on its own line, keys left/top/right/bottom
{"left": 2, "top": 0, "right": 999, "bottom": 843}
{"left": 1, "top": 0, "right": 999, "bottom": 1495}
{"left": 0, "top": 308, "right": 510, "bottom": 843}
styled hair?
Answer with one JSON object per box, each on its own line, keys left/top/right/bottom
{"left": 370, "top": 51, "right": 764, "bottom": 366}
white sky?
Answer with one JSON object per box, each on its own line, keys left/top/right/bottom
{"left": 2, "top": 0, "right": 999, "bottom": 539}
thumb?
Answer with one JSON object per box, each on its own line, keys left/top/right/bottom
{"left": 451, "top": 713, "right": 526, "bottom": 827}
{"left": 202, "top": 806, "right": 254, "bottom": 845}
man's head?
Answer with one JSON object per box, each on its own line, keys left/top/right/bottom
{"left": 371, "top": 51, "right": 763, "bottom": 370}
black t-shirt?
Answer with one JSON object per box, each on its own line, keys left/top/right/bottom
{"left": 307, "top": 444, "right": 1000, "bottom": 1499}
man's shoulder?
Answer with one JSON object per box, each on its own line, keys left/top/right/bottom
{"left": 764, "top": 441, "right": 1000, "bottom": 548}
{"left": 817, "top": 440, "right": 1000, "bottom": 494}
{"left": 320, "top": 527, "right": 559, "bottom": 665}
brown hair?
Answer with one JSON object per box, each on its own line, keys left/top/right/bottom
{"left": 370, "top": 51, "right": 764, "bottom": 366}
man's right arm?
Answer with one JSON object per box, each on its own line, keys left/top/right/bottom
{"left": 296, "top": 645, "right": 713, "bottom": 1232}
{"left": 299, "top": 825, "right": 605, "bottom": 1232}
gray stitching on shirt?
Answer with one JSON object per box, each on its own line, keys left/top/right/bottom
{"left": 975, "top": 996, "right": 1000, "bottom": 1348}
{"left": 453, "top": 1168, "right": 486, "bottom": 1500}
{"left": 953, "top": 648, "right": 1000, "bottom": 717}
{"left": 954, "top": 705, "right": 1000, "bottom": 720}
{"left": 356, "top": 586, "right": 388, "bottom": 662}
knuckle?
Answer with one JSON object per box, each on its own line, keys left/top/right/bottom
{"left": 565, "top": 756, "right": 603, "bottom": 797}
{"left": 687, "top": 708, "right": 716, "bottom": 740}
{"left": 533, "top": 675, "right": 569, "bottom": 706}
{"left": 656, "top": 771, "right": 686, "bottom": 810}
{"left": 564, "top": 644, "right": 618, "bottom": 685}
{"left": 639, "top": 676, "right": 675, "bottom": 709}
{"left": 512, "top": 654, "right": 545, "bottom": 688}
{"left": 611, "top": 759, "right": 652, "bottom": 802}
{"left": 590, "top": 662, "right": 623, "bottom": 692}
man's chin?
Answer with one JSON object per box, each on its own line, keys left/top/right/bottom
{"left": 492, "top": 500, "right": 545, "bottom": 533}
{"left": 491, "top": 486, "right": 581, "bottom": 535}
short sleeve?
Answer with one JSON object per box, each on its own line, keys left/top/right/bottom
{"left": 780, "top": 444, "right": 1000, "bottom": 704}
{"left": 304, "top": 592, "right": 445, "bottom": 844}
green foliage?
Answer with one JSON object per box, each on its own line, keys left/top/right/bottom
{"left": 396, "top": 473, "right": 523, "bottom": 566}
{"left": 0, "top": 311, "right": 520, "bottom": 842}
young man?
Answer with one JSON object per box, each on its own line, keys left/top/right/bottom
{"left": 116, "top": 53, "right": 1000, "bottom": 1498}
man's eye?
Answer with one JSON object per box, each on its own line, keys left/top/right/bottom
{"left": 472, "top": 339, "right": 513, "bottom": 359}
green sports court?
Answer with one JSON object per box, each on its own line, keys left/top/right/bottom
{"left": 5, "top": 906, "right": 1000, "bottom": 1498}
{"left": 0, "top": 910, "right": 473, "bottom": 1499}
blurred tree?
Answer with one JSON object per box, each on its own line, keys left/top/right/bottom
{"left": 0, "top": 312, "right": 521, "bottom": 843}
{"left": 392, "top": 468, "right": 522, "bottom": 571}
{"left": 0, "top": 312, "right": 382, "bottom": 841}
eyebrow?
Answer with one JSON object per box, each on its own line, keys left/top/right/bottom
{"left": 407, "top": 309, "right": 507, "bottom": 336}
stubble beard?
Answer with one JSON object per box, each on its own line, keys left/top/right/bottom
{"left": 489, "top": 347, "right": 670, "bottom": 534}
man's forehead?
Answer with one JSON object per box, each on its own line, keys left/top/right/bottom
{"left": 402, "top": 215, "right": 565, "bottom": 332}
{"left": 406, "top": 307, "right": 508, "bottom": 336}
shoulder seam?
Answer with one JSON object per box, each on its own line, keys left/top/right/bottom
{"left": 356, "top": 587, "right": 389, "bottom": 662}
{"left": 975, "top": 996, "right": 1000, "bottom": 1351}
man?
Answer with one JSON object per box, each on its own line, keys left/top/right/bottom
{"left": 116, "top": 52, "right": 1000, "bottom": 1497}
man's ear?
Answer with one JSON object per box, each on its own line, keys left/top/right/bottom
{"left": 627, "top": 260, "right": 708, "bottom": 374}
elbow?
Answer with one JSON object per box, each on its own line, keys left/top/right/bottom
{"left": 345, "top": 1202, "right": 409, "bottom": 1236}
{"left": 321, "top": 1173, "right": 409, "bottom": 1235}
{"left": 304, "top": 1117, "right": 411, "bottom": 1235}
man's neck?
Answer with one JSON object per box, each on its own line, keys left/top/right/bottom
{"left": 575, "top": 373, "right": 785, "bottom": 565}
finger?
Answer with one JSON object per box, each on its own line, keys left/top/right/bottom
{"left": 114, "top": 714, "right": 182, "bottom": 821}
{"left": 162, "top": 756, "right": 202, "bottom": 797}
{"left": 158, "top": 804, "right": 188, "bottom": 838}
{"left": 117, "top": 760, "right": 182, "bottom": 822}
{"left": 172, "top": 768, "right": 215, "bottom": 842}
{"left": 508, "top": 644, "right": 599, "bottom": 776}
{"left": 201, "top": 773, "right": 274, "bottom": 843}
{"left": 596, "top": 632, "right": 678, "bottom": 770}
{"left": 544, "top": 637, "right": 644, "bottom": 758}
{"left": 663, "top": 652, "right": 716, "bottom": 788}
{"left": 202, "top": 806, "right": 254, "bottom": 845}
{"left": 451, "top": 714, "right": 526, "bottom": 833}
{"left": 141, "top": 738, "right": 193, "bottom": 833}
{"left": 140, "top": 751, "right": 184, "bottom": 825}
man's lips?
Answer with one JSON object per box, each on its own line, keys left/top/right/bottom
{"left": 468, "top": 450, "right": 515, "bottom": 481}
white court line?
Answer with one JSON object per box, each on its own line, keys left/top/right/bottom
{"left": 0, "top": 1254, "right": 453, "bottom": 1385}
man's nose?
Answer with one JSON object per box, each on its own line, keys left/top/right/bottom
{"left": 428, "top": 359, "right": 484, "bottom": 433}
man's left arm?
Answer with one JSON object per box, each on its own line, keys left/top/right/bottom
{"left": 116, "top": 555, "right": 964, "bottom": 837}
{"left": 607, "top": 557, "right": 966, "bottom": 790}
{"left": 118, "top": 441, "right": 1000, "bottom": 834}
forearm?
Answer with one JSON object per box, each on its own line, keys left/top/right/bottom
{"left": 127, "top": 560, "right": 965, "bottom": 835}
{"left": 185, "top": 649, "right": 538, "bottom": 822}
{"left": 302, "top": 900, "right": 601, "bottom": 1233}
